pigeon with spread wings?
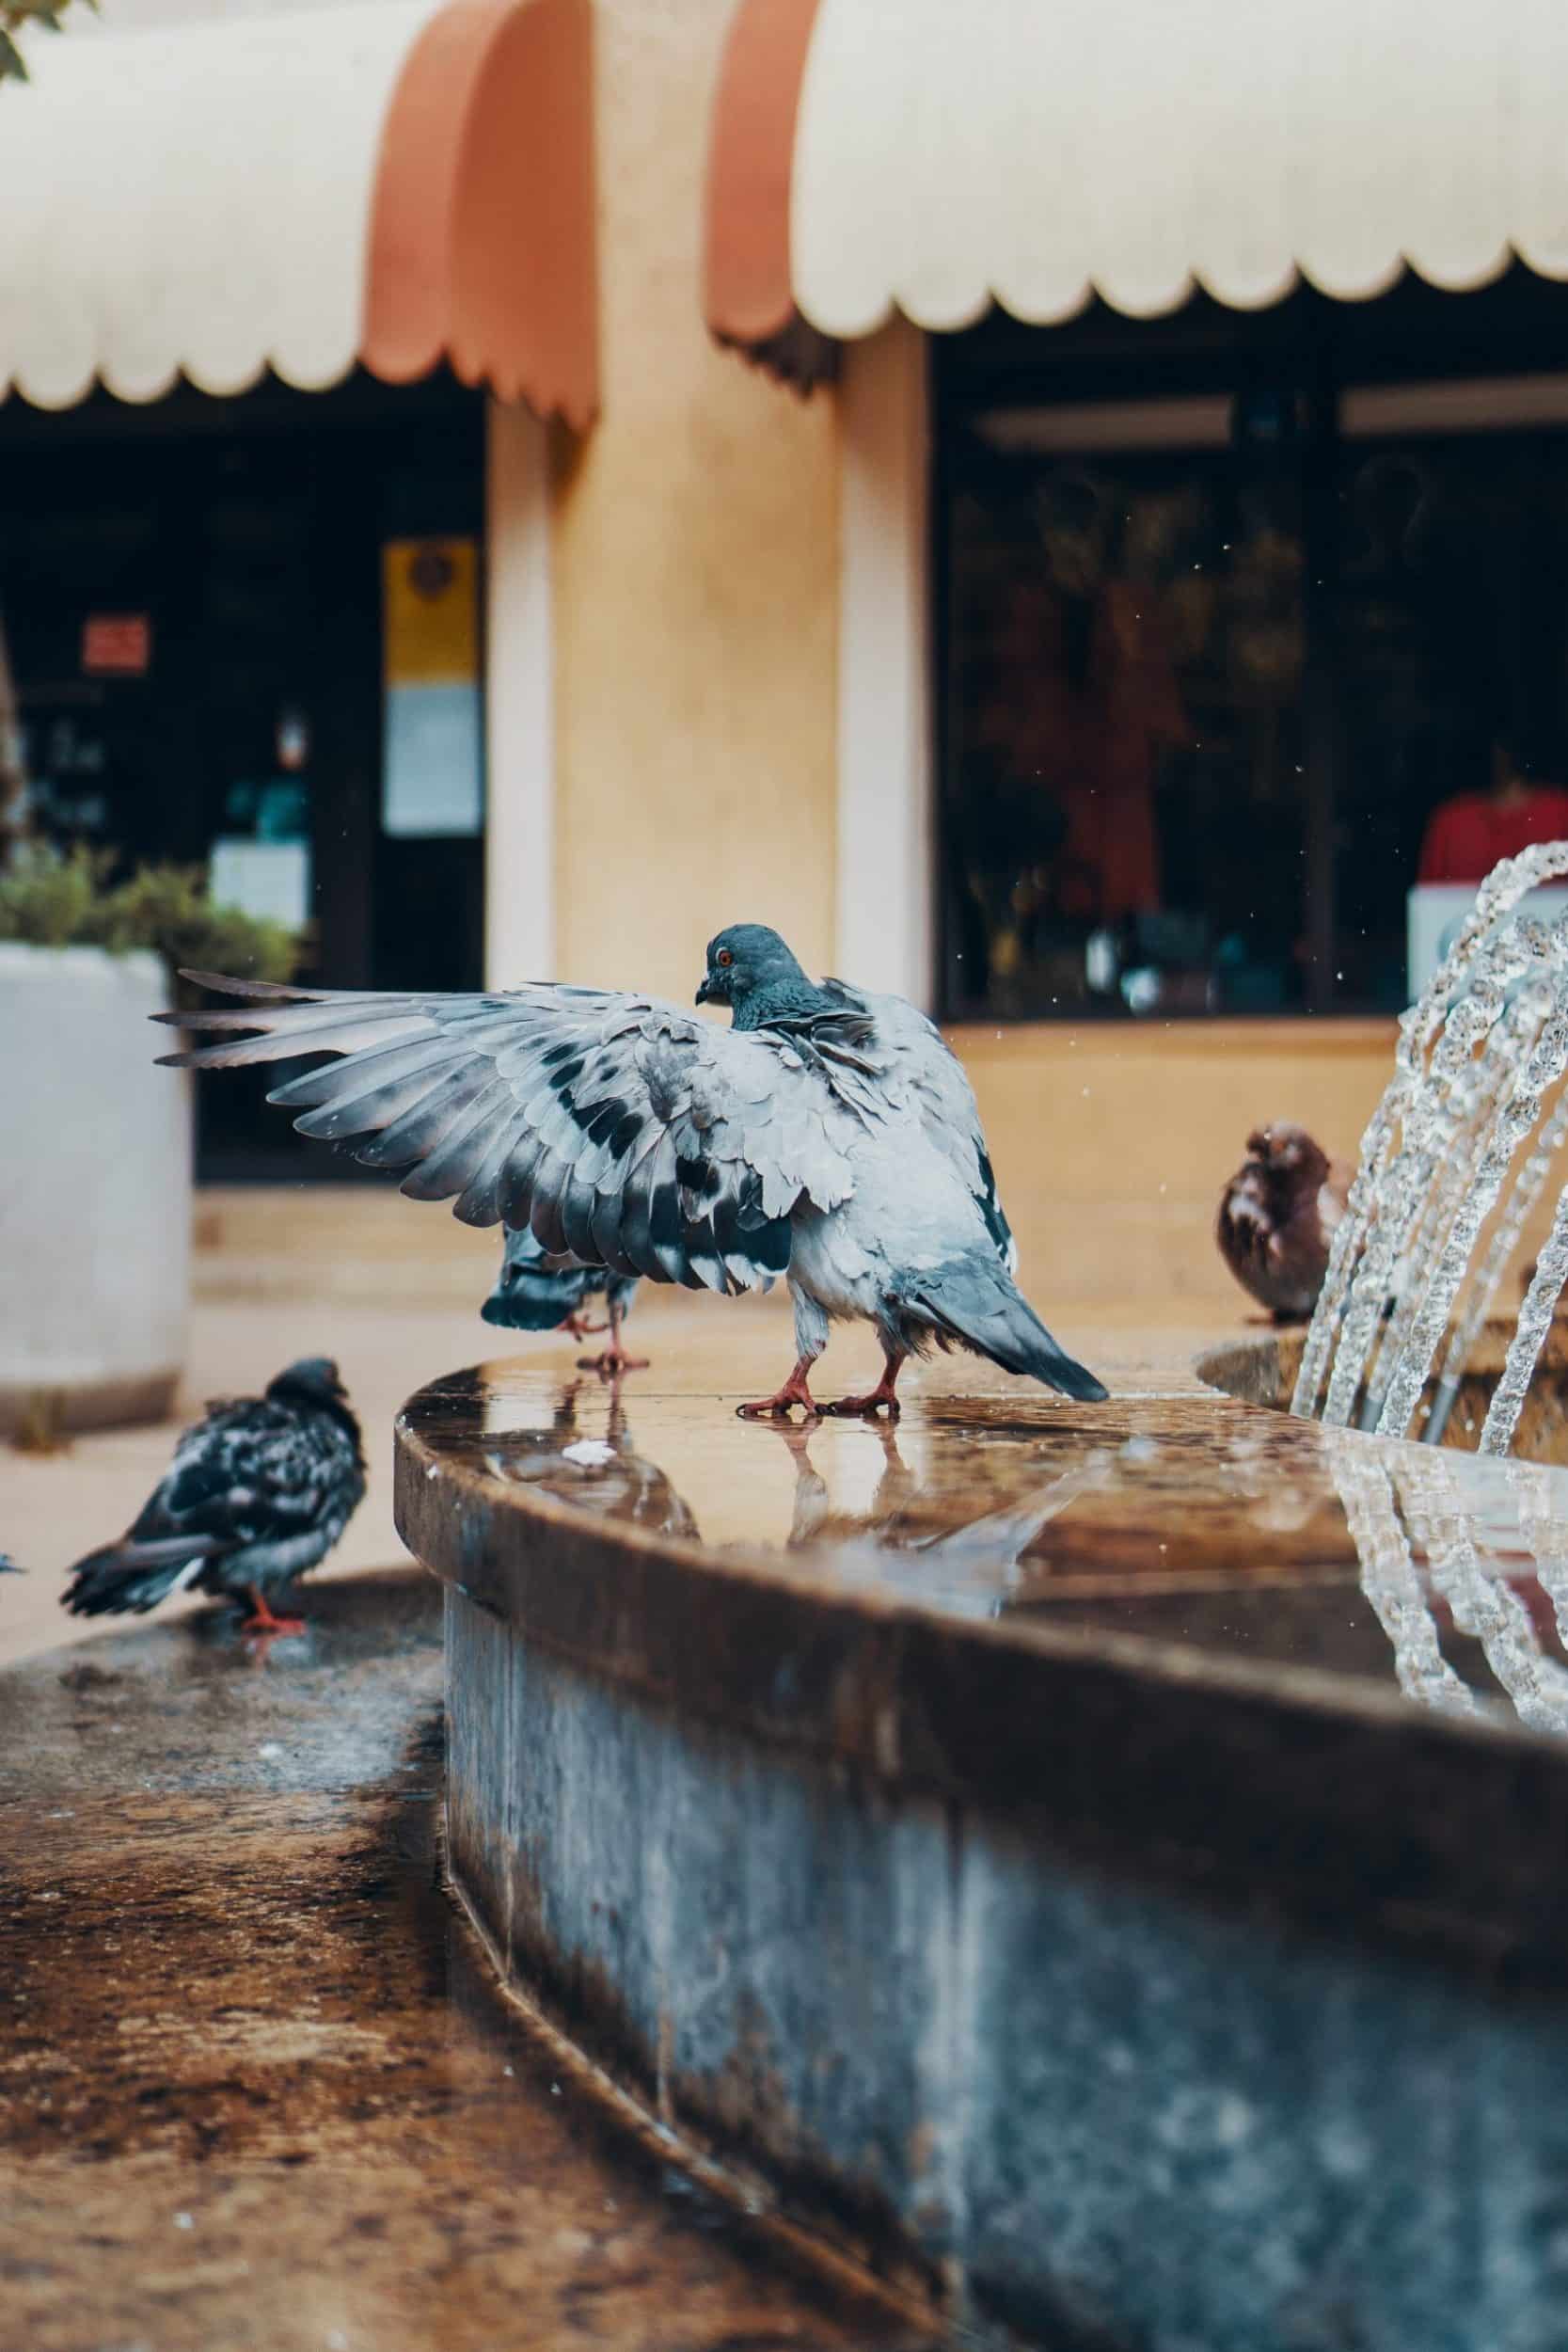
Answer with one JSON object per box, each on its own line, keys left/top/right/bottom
{"left": 157, "top": 925, "right": 1107, "bottom": 1420}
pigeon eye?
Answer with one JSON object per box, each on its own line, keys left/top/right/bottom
{"left": 716, "top": 948, "right": 734, "bottom": 968}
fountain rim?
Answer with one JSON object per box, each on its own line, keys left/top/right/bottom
{"left": 400, "top": 1386, "right": 1403, "bottom": 1732}
{"left": 395, "top": 1361, "right": 1568, "bottom": 1981}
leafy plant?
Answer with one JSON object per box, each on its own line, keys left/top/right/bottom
{"left": 1, "top": 0, "right": 96, "bottom": 86}
{"left": 0, "top": 844, "right": 302, "bottom": 1002}
{"left": 0, "top": 842, "right": 112, "bottom": 946}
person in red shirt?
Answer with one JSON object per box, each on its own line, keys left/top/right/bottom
{"left": 1418, "top": 734, "right": 1568, "bottom": 884}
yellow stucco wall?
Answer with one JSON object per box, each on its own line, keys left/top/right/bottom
{"left": 549, "top": 0, "right": 840, "bottom": 1006}
{"left": 954, "top": 1019, "right": 1400, "bottom": 1316}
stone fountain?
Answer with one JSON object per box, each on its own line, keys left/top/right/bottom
{"left": 394, "top": 850, "right": 1568, "bottom": 2352}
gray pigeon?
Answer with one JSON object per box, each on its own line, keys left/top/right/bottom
{"left": 156, "top": 925, "right": 1108, "bottom": 1421}
{"left": 63, "top": 1358, "right": 365, "bottom": 1631}
{"left": 482, "top": 1224, "right": 645, "bottom": 1376}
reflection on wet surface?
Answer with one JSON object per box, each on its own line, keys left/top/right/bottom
{"left": 409, "top": 1362, "right": 1568, "bottom": 1746}
{"left": 0, "top": 1574, "right": 931, "bottom": 2352}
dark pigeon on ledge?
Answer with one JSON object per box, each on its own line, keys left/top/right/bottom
{"left": 482, "top": 1224, "right": 645, "bottom": 1378}
{"left": 63, "top": 1358, "right": 365, "bottom": 1635}
{"left": 1217, "top": 1121, "right": 1353, "bottom": 1324}
{"left": 154, "top": 923, "right": 1108, "bottom": 1421}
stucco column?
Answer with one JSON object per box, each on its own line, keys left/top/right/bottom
{"left": 485, "top": 400, "right": 554, "bottom": 988}
{"left": 549, "top": 0, "right": 839, "bottom": 1003}
{"left": 837, "top": 317, "right": 933, "bottom": 1009}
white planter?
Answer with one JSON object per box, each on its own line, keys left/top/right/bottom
{"left": 0, "top": 945, "right": 188, "bottom": 1432}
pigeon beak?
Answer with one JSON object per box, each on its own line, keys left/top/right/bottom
{"left": 694, "top": 977, "right": 712, "bottom": 1006}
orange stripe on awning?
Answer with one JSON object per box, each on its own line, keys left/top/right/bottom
{"left": 0, "top": 0, "right": 595, "bottom": 422}
{"left": 366, "top": 0, "right": 598, "bottom": 427}
{"left": 703, "top": 0, "right": 832, "bottom": 381}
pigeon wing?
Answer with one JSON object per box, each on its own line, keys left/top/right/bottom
{"left": 825, "top": 981, "right": 1018, "bottom": 1273}
{"left": 127, "top": 1398, "right": 323, "bottom": 1553}
{"left": 159, "top": 977, "right": 859, "bottom": 1293}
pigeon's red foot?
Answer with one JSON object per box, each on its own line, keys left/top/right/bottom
{"left": 579, "top": 1347, "right": 651, "bottom": 1379}
{"left": 736, "top": 1361, "right": 819, "bottom": 1421}
{"left": 824, "top": 1389, "right": 902, "bottom": 1422}
{"left": 562, "top": 1312, "right": 609, "bottom": 1341}
{"left": 240, "top": 1587, "right": 307, "bottom": 1637}
{"left": 824, "top": 1359, "right": 904, "bottom": 1421}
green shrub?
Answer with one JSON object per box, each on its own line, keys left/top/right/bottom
{"left": 0, "top": 842, "right": 113, "bottom": 946}
{"left": 0, "top": 844, "right": 302, "bottom": 1004}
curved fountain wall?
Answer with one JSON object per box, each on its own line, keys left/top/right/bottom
{"left": 391, "top": 833, "right": 1568, "bottom": 2352}
{"left": 398, "top": 1366, "right": 1568, "bottom": 2352}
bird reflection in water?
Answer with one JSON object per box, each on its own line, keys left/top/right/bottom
{"left": 755, "top": 1419, "right": 1117, "bottom": 1620}
{"left": 479, "top": 1384, "right": 700, "bottom": 1545}
{"left": 480, "top": 1388, "right": 1117, "bottom": 1619}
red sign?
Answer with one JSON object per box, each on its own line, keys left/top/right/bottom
{"left": 82, "top": 615, "right": 150, "bottom": 675}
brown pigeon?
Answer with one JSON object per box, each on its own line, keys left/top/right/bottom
{"left": 1216, "top": 1122, "right": 1353, "bottom": 1323}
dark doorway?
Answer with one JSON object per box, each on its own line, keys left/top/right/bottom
{"left": 0, "top": 370, "right": 485, "bottom": 1176}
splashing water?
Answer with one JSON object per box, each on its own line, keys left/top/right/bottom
{"left": 1327, "top": 1444, "right": 1477, "bottom": 1718}
{"left": 1392, "top": 1447, "right": 1568, "bottom": 1735}
{"left": 1291, "top": 842, "right": 1568, "bottom": 1457}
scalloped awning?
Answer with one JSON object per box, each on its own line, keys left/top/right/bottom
{"left": 705, "top": 0, "right": 1568, "bottom": 375}
{"left": 0, "top": 0, "right": 596, "bottom": 424}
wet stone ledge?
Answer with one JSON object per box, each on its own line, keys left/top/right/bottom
{"left": 397, "top": 1359, "right": 1568, "bottom": 2352}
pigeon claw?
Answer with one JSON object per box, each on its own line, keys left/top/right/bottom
{"left": 823, "top": 1357, "right": 904, "bottom": 1420}
{"left": 736, "top": 1363, "right": 819, "bottom": 1421}
{"left": 562, "top": 1313, "right": 609, "bottom": 1341}
{"left": 824, "top": 1391, "right": 902, "bottom": 1422}
{"left": 239, "top": 1587, "right": 307, "bottom": 1639}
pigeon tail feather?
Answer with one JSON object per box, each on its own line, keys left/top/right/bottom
{"left": 481, "top": 1260, "right": 594, "bottom": 1332}
{"left": 64, "top": 1534, "right": 222, "bottom": 1617}
{"left": 908, "top": 1261, "right": 1109, "bottom": 1402}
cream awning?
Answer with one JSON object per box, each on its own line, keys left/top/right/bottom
{"left": 0, "top": 0, "right": 596, "bottom": 421}
{"left": 706, "top": 0, "right": 1568, "bottom": 365}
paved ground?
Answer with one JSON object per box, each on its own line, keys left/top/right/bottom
{"left": 0, "top": 1285, "right": 1237, "bottom": 1671}
{"left": 0, "top": 1569, "right": 941, "bottom": 2352}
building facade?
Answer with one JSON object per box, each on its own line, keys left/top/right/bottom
{"left": 9, "top": 0, "right": 1565, "bottom": 1306}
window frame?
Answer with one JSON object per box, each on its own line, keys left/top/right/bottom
{"left": 923, "top": 274, "right": 1568, "bottom": 1026}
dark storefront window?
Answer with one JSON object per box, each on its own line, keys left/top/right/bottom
{"left": 0, "top": 371, "right": 485, "bottom": 1174}
{"left": 937, "top": 275, "right": 1568, "bottom": 1023}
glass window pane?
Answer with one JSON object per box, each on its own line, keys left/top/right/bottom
{"left": 1334, "top": 430, "right": 1568, "bottom": 1010}
{"left": 941, "top": 421, "right": 1307, "bottom": 1020}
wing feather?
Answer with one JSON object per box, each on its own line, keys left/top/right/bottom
{"left": 832, "top": 980, "right": 1018, "bottom": 1272}
{"left": 398, "top": 1077, "right": 517, "bottom": 1203}
{"left": 161, "top": 973, "right": 863, "bottom": 1291}
{"left": 354, "top": 1061, "right": 498, "bottom": 1170}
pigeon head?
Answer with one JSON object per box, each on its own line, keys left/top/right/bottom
{"left": 696, "top": 925, "right": 828, "bottom": 1030}
{"left": 1245, "top": 1122, "right": 1329, "bottom": 1189}
{"left": 267, "top": 1357, "right": 349, "bottom": 1409}
{"left": 268, "top": 1357, "right": 364, "bottom": 1462}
